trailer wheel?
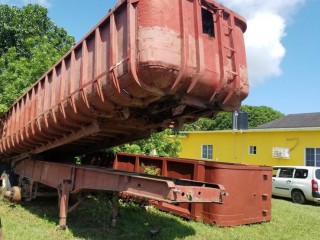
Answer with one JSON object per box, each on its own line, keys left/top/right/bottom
{"left": 291, "top": 190, "right": 306, "bottom": 204}
{"left": 1, "top": 172, "right": 21, "bottom": 201}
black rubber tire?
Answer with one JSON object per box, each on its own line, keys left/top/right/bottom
{"left": 291, "top": 190, "right": 306, "bottom": 204}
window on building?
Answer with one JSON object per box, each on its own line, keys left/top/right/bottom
{"left": 202, "top": 145, "right": 213, "bottom": 159}
{"left": 249, "top": 146, "right": 257, "bottom": 155}
{"left": 305, "top": 148, "right": 320, "bottom": 167}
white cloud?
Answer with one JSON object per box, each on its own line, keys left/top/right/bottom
{"left": 217, "top": 0, "right": 306, "bottom": 84}
{"left": 0, "top": 0, "right": 51, "bottom": 7}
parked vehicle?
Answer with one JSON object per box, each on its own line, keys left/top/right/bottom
{"left": 272, "top": 166, "right": 320, "bottom": 204}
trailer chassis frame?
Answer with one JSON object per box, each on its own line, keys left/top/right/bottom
{"left": 3, "top": 158, "right": 226, "bottom": 228}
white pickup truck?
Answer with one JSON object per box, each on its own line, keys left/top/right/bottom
{"left": 272, "top": 166, "right": 320, "bottom": 204}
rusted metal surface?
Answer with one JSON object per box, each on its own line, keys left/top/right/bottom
{"left": 0, "top": 0, "right": 248, "bottom": 161}
{"left": 113, "top": 153, "right": 272, "bottom": 227}
{"left": 11, "top": 158, "right": 226, "bottom": 226}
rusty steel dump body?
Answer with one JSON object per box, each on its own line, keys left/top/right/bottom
{"left": 0, "top": 0, "right": 248, "bottom": 161}
{"left": 114, "top": 153, "right": 272, "bottom": 227}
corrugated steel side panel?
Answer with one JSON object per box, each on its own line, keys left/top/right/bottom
{"left": 0, "top": 0, "right": 248, "bottom": 160}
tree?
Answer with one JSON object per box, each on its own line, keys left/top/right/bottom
{"left": 0, "top": 4, "right": 74, "bottom": 114}
{"left": 180, "top": 105, "right": 284, "bottom": 131}
{"left": 181, "top": 112, "right": 233, "bottom": 131}
{"left": 112, "top": 129, "right": 181, "bottom": 157}
{"left": 240, "top": 105, "right": 284, "bottom": 128}
{"left": 112, "top": 105, "right": 283, "bottom": 157}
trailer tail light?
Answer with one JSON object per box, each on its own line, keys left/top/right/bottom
{"left": 312, "top": 180, "right": 318, "bottom": 192}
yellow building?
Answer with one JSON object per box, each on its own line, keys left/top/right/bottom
{"left": 178, "top": 113, "right": 320, "bottom": 167}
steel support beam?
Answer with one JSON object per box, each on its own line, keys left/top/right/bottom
{"left": 11, "top": 159, "right": 226, "bottom": 228}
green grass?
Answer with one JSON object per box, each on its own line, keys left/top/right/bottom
{"left": 1, "top": 194, "right": 320, "bottom": 240}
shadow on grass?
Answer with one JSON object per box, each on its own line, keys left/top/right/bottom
{"left": 272, "top": 196, "right": 320, "bottom": 206}
{"left": 21, "top": 195, "right": 196, "bottom": 240}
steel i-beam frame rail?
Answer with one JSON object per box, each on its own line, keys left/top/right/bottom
{"left": 11, "top": 159, "right": 226, "bottom": 227}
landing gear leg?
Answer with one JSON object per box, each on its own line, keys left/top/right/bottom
{"left": 111, "top": 192, "right": 119, "bottom": 228}
{"left": 57, "top": 180, "right": 72, "bottom": 230}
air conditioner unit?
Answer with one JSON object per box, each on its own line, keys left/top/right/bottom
{"left": 272, "top": 147, "right": 290, "bottom": 159}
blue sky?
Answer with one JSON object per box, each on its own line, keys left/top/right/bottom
{"left": 1, "top": 0, "right": 319, "bottom": 115}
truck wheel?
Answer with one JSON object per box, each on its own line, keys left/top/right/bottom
{"left": 291, "top": 190, "right": 306, "bottom": 204}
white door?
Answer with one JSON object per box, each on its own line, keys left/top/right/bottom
{"left": 272, "top": 168, "right": 294, "bottom": 197}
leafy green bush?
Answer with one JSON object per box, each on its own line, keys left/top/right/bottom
{"left": 139, "top": 163, "right": 160, "bottom": 176}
